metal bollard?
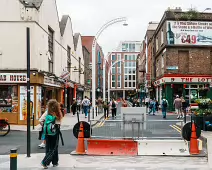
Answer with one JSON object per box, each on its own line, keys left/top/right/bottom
{"left": 92, "top": 107, "right": 94, "bottom": 119}
{"left": 10, "top": 148, "right": 18, "bottom": 170}
{"left": 96, "top": 106, "right": 97, "bottom": 117}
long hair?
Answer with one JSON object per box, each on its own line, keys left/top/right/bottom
{"left": 47, "top": 99, "right": 62, "bottom": 120}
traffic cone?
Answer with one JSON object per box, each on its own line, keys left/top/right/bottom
{"left": 190, "top": 122, "right": 200, "bottom": 155}
{"left": 76, "top": 122, "right": 86, "bottom": 154}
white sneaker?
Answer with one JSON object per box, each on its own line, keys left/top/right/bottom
{"left": 38, "top": 143, "right": 45, "bottom": 148}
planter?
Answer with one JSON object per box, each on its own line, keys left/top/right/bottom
{"left": 192, "top": 114, "right": 212, "bottom": 131}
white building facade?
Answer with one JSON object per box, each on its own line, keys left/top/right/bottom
{"left": 108, "top": 41, "right": 141, "bottom": 100}
{"left": 0, "top": 0, "right": 85, "bottom": 124}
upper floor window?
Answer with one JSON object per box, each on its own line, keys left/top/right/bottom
{"left": 156, "top": 37, "right": 159, "bottom": 52}
{"left": 161, "top": 30, "right": 164, "bottom": 45}
{"left": 112, "top": 55, "right": 116, "bottom": 61}
{"left": 48, "top": 27, "right": 54, "bottom": 73}
{"left": 67, "top": 46, "right": 71, "bottom": 73}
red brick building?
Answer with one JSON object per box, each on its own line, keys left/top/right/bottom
{"left": 81, "top": 36, "right": 108, "bottom": 98}
{"left": 151, "top": 8, "right": 212, "bottom": 110}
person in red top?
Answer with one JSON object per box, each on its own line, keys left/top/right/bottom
{"left": 122, "top": 100, "right": 128, "bottom": 107}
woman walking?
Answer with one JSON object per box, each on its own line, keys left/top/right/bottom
{"left": 41, "top": 99, "right": 63, "bottom": 169}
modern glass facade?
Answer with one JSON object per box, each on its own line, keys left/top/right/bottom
{"left": 124, "top": 54, "right": 136, "bottom": 88}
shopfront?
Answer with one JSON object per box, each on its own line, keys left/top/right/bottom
{"left": 154, "top": 75, "right": 212, "bottom": 111}
{"left": 0, "top": 73, "right": 64, "bottom": 125}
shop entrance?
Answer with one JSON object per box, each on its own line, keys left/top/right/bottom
{"left": 173, "top": 84, "right": 183, "bottom": 98}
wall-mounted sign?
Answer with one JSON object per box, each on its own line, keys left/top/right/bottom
{"left": 154, "top": 77, "right": 212, "bottom": 86}
{"left": 167, "top": 66, "right": 179, "bottom": 70}
{"left": 0, "top": 73, "right": 27, "bottom": 83}
{"left": 167, "top": 20, "right": 212, "bottom": 45}
{"left": 44, "top": 76, "right": 61, "bottom": 87}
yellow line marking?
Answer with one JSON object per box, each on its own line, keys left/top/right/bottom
{"left": 170, "top": 125, "right": 181, "bottom": 133}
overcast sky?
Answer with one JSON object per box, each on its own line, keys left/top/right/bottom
{"left": 56, "top": 0, "right": 211, "bottom": 55}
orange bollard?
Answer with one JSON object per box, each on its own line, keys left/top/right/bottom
{"left": 190, "top": 122, "right": 200, "bottom": 155}
{"left": 76, "top": 122, "right": 86, "bottom": 154}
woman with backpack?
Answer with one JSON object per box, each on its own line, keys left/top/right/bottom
{"left": 41, "top": 99, "right": 63, "bottom": 169}
{"left": 110, "top": 99, "right": 118, "bottom": 119}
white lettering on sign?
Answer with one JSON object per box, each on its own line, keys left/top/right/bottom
{"left": 0, "top": 73, "right": 27, "bottom": 83}
{"left": 154, "top": 77, "right": 212, "bottom": 85}
{"left": 44, "top": 76, "right": 61, "bottom": 87}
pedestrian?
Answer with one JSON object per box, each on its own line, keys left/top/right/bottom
{"left": 161, "top": 98, "right": 168, "bottom": 119}
{"left": 148, "top": 99, "right": 156, "bottom": 115}
{"left": 155, "top": 100, "right": 159, "bottom": 113}
{"left": 38, "top": 106, "right": 48, "bottom": 149}
{"left": 110, "top": 99, "right": 118, "bottom": 119}
{"left": 41, "top": 99, "right": 64, "bottom": 169}
{"left": 60, "top": 103, "right": 65, "bottom": 117}
{"left": 145, "top": 96, "right": 150, "bottom": 112}
{"left": 132, "top": 99, "right": 140, "bottom": 107}
{"left": 103, "top": 99, "right": 109, "bottom": 119}
{"left": 181, "top": 97, "right": 188, "bottom": 119}
{"left": 71, "top": 99, "right": 77, "bottom": 116}
{"left": 122, "top": 100, "right": 128, "bottom": 107}
{"left": 173, "top": 95, "right": 182, "bottom": 119}
{"left": 82, "top": 96, "right": 91, "bottom": 118}
{"left": 76, "top": 97, "right": 81, "bottom": 113}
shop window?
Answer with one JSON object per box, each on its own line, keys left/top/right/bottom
{"left": 190, "top": 85, "right": 198, "bottom": 88}
{"left": 190, "top": 89, "right": 198, "bottom": 103}
{"left": 0, "top": 86, "right": 18, "bottom": 113}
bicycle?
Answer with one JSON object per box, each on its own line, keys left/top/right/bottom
{"left": 0, "top": 118, "right": 10, "bottom": 136}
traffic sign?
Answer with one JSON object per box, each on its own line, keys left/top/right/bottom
{"left": 73, "top": 121, "right": 91, "bottom": 139}
{"left": 182, "top": 122, "right": 201, "bottom": 141}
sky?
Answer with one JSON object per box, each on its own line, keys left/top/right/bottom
{"left": 56, "top": 0, "right": 211, "bottom": 55}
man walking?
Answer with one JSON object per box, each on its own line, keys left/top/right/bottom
{"left": 173, "top": 95, "right": 182, "bottom": 119}
{"left": 161, "top": 98, "right": 168, "bottom": 119}
{"left": 82, "top": 96, "right": 90, "bottom": 118}
{"left": 110, "top": 99, "right": 118, "bottom": 119}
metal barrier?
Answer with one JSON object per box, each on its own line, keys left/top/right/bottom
{"left": 91, "top": 119, "right": 183, "bottom": 140}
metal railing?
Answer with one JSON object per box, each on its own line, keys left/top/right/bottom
{"left": 90, "top": 119, "right": 183, "bottom": 140}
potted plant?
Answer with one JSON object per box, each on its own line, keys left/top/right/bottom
{"left": 192, "top": 98, "right": 212, "bottom": 131}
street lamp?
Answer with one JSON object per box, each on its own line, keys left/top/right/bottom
{"left": 107, "top": 59, "right": 125, "bottom": 101}
{"left": 92, "top": 17, "right": 127, "bottom": 113}
{"left": 203, "top": 8, "right": 212, "bottom": 12}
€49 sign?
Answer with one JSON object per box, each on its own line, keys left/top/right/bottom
{"left": 167, "top": 21, "right": 212, "bottom": 45}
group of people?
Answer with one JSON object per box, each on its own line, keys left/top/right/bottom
{"left": 70, "top": 96, "right": 91, "bottom": 118}
{"left": 145, "top": 95, "right": 189, "bottom": 119}
{"left": 102, "top": 99, "right": 118, "bottom": 119}
{"left": 38, "top": 99, "right": 64, "bottom": 169}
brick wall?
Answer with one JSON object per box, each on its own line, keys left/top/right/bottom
{"left": 156, "top": 47, "right": 212, "bottom": 78}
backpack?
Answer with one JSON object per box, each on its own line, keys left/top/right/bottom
{"left": 44, "top": 115, "right": 57, "bottom": 136}
{"left": 162, "top": 100, "right": 168, "bottom": 108}
{"left": 83, "top": 99, "right": 90, "bottom": 106}
{"left": 112, "top": 102, "right": 116, "bottom": 108}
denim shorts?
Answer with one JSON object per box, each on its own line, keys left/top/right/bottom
{"left": 41, "top": 133, "right": 46, "bottom": 140}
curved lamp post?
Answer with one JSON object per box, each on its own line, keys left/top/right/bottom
{"left": 92, "top": 17, "right": 127, "bottom": 113}
{"left": 107, "top": 59, "right": 125, "bottom": 101}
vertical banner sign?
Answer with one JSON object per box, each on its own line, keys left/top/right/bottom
{"left": 20, "top": 86, "right": 34, "bottom": 120}
{"left": 36, "top": 86, "right": 42, "bottom": 120}
{"left": 167, "top": 20, "right": 212, "bottom": 45}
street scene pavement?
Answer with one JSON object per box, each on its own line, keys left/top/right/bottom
{"left": 0, "top": 154, "right": 211, "bottom": 170}
{"left": 92, "top": 103, "right": 188, "bottom": 139}
{"left": 0, "top": 111, "right": 104, "bottom": 155}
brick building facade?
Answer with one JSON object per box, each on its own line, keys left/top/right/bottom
{"left": 151, "top": 8, "right": 212, "bottom": 110}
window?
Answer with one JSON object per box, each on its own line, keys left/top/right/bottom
{"left": 133, "top": 82, "right": 136, "bottom": 87}
{"left": 133, "top": 75, "right": 135, "bottom": 80}
{"left": 48, "top": 27, "right": 54, "bottom": 73}
{"left": 112, "top": 82, "right": 115, "bottom": 88}
{"left": 118, "top": 54, "right": 121, "bottom": 60}
{"left": 125, "top": 55, "right": 127, "bottom": 60}
{"left": 122, "top": 44, "right": 126, "bottom": 51}
{"left": 67, "top": 46, "right": 71, "bottom": 74}
{"left": 161, "top": 55, "right": 164, "bottom": 68}
{"left": 112, "top": 75, "right": 115, "bottom": 81}
{"left": 112, "top": 55, "right": 116, "bottom": 60}
{"left": 112, "top": 68, "right": 116, "bottom": 74}
{"left": 156, "top": 37, "right": 159, "bottom": 52}
{"left": 132, "top": 44, "right": 135, "bottom": 52}
{"left": 117, "top": 82, "right": 121, "bottom": 88}
{"left": 129, "top": 82, "right": 132, "bottom": 87}
{"left": 161, "top": 30, "right": 164, "bottom": 45}
{"left": 0, "top": 86, "right": 18, "bottom": 113}
{"left": 125, "top": 82, "right": 127, "bottom": 87}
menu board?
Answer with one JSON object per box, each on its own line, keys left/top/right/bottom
{"left": 19, "top": 86, "right": 34, "bottom": 120}
{"left": 36, "top": 86, "right": 42, "bottom": 119}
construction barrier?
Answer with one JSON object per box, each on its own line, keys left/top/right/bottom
{"left": 137, "top": 140, "right": 190, "bottom": 156}
{"left": 87, "top": 139, "right": 138, "bottom": 156}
